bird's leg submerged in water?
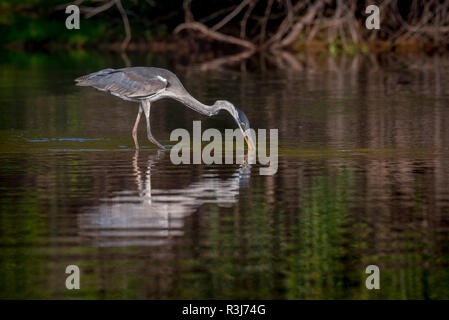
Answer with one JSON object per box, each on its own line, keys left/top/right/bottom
{"left": 132, "top": 105, "right": 143, "bottom": 149}
{"left": 141, "top": 100, "right": 166, "bottom": 150}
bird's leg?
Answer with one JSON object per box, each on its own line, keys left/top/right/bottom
{"left": 132, "top": 104, "right": 143, "bottom": 149}
{"left": 142, "top": 100, "right": 166, "bottom": 150}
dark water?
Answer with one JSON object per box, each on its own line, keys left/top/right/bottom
{"left": 1, "top": 51, "right": 449, "bottom": 299}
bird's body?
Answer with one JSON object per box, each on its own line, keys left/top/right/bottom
{"left": 76, "top": 67, "right": 171, "bottom": 102}
{"left": 75, "top": 67, "right": 254, "bottom": 150}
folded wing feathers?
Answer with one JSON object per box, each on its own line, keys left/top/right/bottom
{"left": 75, "top": 69, "right": 167, "bottom": 99}
{"left": 75, "top": 68, "right": 116, "bottom": 83}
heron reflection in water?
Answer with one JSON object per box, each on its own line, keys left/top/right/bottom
{"left": 78, "top": 151, "right": 254, "bottom": 247}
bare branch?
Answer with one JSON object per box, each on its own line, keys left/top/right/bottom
{"left": 183, "top": 0, "right": 194, "bottom": 23}
{"left": 174, "top": 22, "right": 256, "bottom": 50}
{"left": 259, "top": 0, "right": 274, "bottom": 44}
{"left": 82, "top": 0, "right": 116, "bottom": 19}
{"left": 55, "top": 0, "right": 85, "bottom": 10}
{"left": 115, "top": 0, "right": 131, "bottom": 51}
{"left": 240, "top": 0, "right": 258, "bottom": 39}
{"left": 200, "top": 5, "right": 238, "bottom": 24}
{"left": 276, "top": 1, "right": 324, "bottom": 49}
{"left": 211, "top": 0, "right": 252, "bottom": 31}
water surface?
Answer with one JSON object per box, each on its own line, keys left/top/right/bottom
{"left": 1, "top": 51, "right": 449, "bottom": 299}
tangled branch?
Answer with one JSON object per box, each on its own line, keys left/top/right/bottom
{"left": 176, "top": 0, "right": 449, "bottom": 51}
{"left": 174, "top": 22, "right": 256, "bottom": 50}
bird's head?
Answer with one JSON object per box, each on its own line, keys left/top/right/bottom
{"left": 214, "top": 100, "right": 255, "bottom": 151}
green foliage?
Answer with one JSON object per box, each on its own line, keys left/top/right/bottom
{"left": 283, "top": 172, "right": 353, "bottom": 299}
{"left": 0, "top": 0, "right": 179, "bottom": 48}
{"left": 328, "top": 39, "right": 362, "bottom": 56}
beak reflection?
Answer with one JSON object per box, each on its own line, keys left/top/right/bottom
{"left": 243, "top": 129, "right": 255, "bottom": 152}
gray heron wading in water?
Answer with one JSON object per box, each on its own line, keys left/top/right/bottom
{"left": 75, "top": 67, "right": 255, "bottom": 151}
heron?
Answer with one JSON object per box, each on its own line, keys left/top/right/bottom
{"left": 75, "top": 67, "right": 255, "bottom": 151}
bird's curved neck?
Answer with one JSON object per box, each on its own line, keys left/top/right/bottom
{"left": 169, "top": 90, "right": 219, "bottom": 116}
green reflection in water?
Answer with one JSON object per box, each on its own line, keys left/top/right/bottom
{"left": 284, "top": 172, "right": 352, "bottom": 299}
{"left": 174, "top": 172, "right": 355, "bottom": 299}
{"left": 0, "top": 194, "right": 48, "bottom": 299}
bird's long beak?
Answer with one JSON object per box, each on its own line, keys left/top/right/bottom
{"left": 243, "top": 129, "right": 256, "bottom": 152}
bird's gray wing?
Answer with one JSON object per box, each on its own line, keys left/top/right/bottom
{"left": 75, "top": 68, "right": 167, "bottom": 99}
